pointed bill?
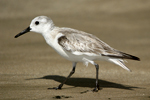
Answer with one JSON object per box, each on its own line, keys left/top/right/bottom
{"left": 14, "top": 27, "right": 31, "bottom": 38}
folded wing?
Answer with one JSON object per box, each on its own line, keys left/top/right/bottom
{"left": 58, "top": 28, "right": 140, "bottom": 61}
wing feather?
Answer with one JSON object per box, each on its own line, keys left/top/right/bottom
{"left": 57, "top": 28, "right": 120, "bottom": 56}
{"left": 57, "top": 27, "right": 140, "bottom": 61}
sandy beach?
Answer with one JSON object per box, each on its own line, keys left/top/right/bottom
{"left": 0, "top": 0, "right": 150, "bottom": 100}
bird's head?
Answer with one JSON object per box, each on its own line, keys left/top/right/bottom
{"left": 15, "top": 16, "right": 54, "bottom": 38}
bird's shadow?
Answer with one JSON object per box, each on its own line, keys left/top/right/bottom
{"left": 26, "top": 75, "right": 139, "bottom": 91}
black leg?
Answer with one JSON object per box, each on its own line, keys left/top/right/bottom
{"left": 93, "top": 64, "right": 100, "bottom": 92}
{"left": 53, "top": 62, "right": 77, "bottom": 90}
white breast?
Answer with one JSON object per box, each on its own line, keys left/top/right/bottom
{"left": 42, "top": 30, "right": 106, "bottom": 64}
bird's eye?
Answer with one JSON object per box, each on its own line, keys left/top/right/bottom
{"left": 35, "top": 21, "right": 39, "bottom": 25}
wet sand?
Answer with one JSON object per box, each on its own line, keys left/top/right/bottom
{"left": 0, "top": 0, "right": 150, "bottom": 100}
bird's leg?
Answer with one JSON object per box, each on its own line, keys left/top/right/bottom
{"left": 53, "top": 62, "right": 77, "bottom": 90}
{"left": 93, "top": 64, "right": 100, "bottom": 92}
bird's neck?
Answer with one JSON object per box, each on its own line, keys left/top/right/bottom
{"left": 42, "top": 27, "right": 59, "bottom": 47}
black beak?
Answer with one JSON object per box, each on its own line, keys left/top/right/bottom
{"left": 14, "top": 27, "right": 31, "bottom": 38}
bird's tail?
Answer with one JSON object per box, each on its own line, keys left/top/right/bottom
{"left": 102, "top": 51, "right": 140, "bottom": 61}
{"left": 119, "top": 51, "right": 140, "bottom": 61}
{"left": 109, "top": 59, "right": 131, "bottom": 72}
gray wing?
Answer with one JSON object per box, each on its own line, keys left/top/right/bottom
{"left": 57, "top": 28, "right": 122, "bottom": 56}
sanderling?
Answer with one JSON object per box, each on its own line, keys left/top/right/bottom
{"left": 15, "top": 16, "right": 140, "bottom": 92}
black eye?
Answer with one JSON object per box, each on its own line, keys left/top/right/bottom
{"left": 35, "top": 21, "right": 39, "bottom": 25}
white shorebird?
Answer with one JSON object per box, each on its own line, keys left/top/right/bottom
{"left": 15, "top": 16, "right": 140, "bottom": 92}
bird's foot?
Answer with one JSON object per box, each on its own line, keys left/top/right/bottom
{"left": 53, "top": 84, "right": 63, "bottom": 90}
{"left": 53, "top": 86, "right": 61, "bottom": 90}
{"left": 92, "top": 86, "right": 100, "bottom": 92}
